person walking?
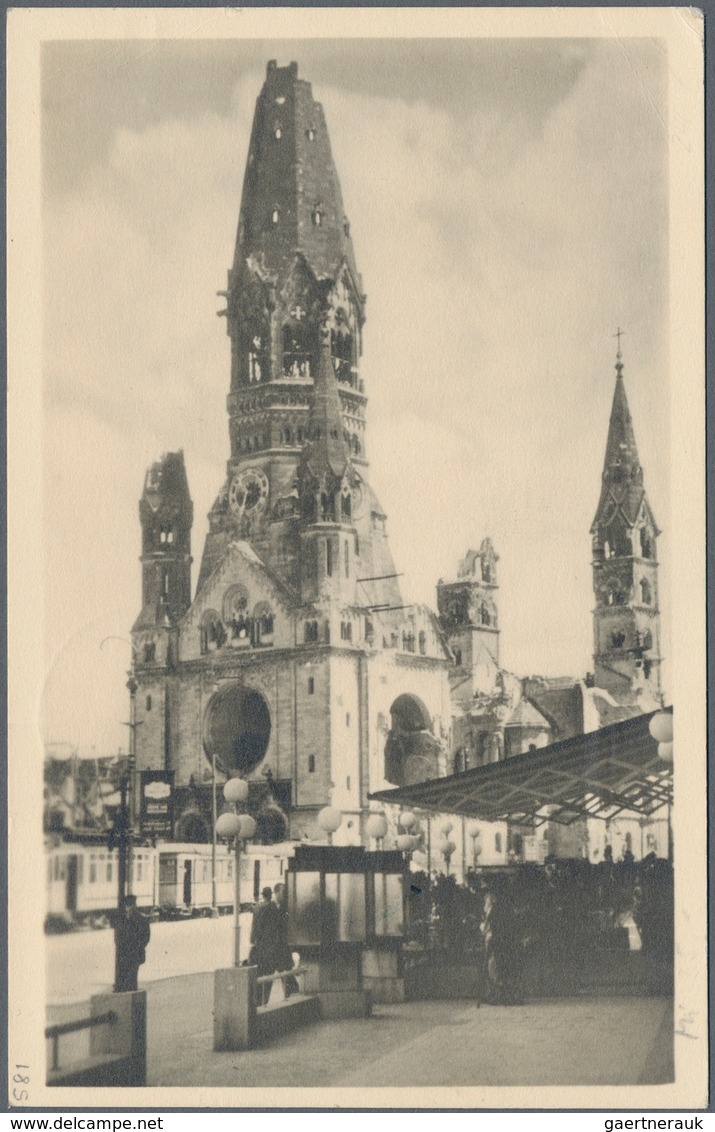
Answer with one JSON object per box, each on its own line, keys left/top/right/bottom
{"left": 113, "top": 895, "right": 151, "bottom": 993}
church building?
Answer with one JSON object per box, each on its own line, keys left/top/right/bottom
{"left": 131, "top": 61, "right": 453, "bottom": 845}
{"left": 130, "top": 60, "right": 665, "bottom": 861}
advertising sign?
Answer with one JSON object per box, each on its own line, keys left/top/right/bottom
{"left": 139, "top": 770, "right": 174, "bottom": 836}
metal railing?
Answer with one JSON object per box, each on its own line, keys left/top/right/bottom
{"left": 255, "top": 965, "right": 308, "bottom": 1006}
{"left": 45, "top": 1012, "right": 117, "bottom": 1072}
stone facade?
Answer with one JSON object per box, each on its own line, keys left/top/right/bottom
{"left": 129, "top": 61, "right": 665, "bottom": 862}
{"left": 131, "top": 62, "right": 452, "bottom": 844}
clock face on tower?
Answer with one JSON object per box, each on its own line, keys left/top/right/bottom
{"left": 228, "top": 467, "right": 269, "bottom": 516}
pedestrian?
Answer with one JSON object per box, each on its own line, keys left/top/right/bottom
{"left": 250, "top": 886, "right": 282, "bottom": 1005}
{"left": 113, "top": 894, "right": 151, "bottom": 993}
{"left": 480, "top": 876, "right": 526, "bottom": 1005}
{"left": 274, "top": 882, "right": 300, "bottom": 997}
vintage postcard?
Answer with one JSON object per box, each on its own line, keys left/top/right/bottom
{"left": 7, "top": 6, "right": 707, "bottom": 1112}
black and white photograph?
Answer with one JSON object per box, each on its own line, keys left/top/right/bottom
{"left": 7, "top": 6, "right": 707, "bottom": 1111}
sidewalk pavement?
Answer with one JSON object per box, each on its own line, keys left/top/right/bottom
{"left": 143, "top": 973, "right": 673, "bottom": 1088}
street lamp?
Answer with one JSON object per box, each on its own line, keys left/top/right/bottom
{"left": 649, "top": 710, "right": 673, "bottom": 760}
{"left": 366, "top": 810, "right": 388, "bottom": 848}
{"left": 467, "top": 821, "right": 483, "bottom": 869}
{"left": 439, "top": 822, "right": 456, "bottom": 875}
{"left": 317, "top": 805, "right": 342, "bottom": 845}
{"left": 100, "top": 637, "right": 142, "bottom": 906}
{"left": 649, "top": 710, "right": 674, "bottom": 862}
{"left": 205, "top": 676, "right": 221, "bottom": 918}
{"left": 215, "top": 777, "right": 255, "bottom": 967}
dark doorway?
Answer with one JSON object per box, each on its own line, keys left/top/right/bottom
{"left": 183, "top": 859, "right": 192, "bottom": 906}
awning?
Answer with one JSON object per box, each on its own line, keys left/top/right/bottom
{"left": 369, "top": 709, "right": 673, "bottom": 826}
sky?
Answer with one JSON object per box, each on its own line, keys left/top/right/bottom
{"left": 40, "top": 34, "right": 671, "bottom": 757}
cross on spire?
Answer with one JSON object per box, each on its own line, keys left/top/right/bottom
{"left": 613, "top": 326, "right": 625, "bottom": 377}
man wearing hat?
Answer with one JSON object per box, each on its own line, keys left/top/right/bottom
{"left": 113, "top": 895, "right": 151, "bottom": 993}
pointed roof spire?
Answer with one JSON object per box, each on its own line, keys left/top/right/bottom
{"left": 591, "top": 334, "right": 650, "bottom": 532}
{"left": 234, "top": 61, "right": 360, "bottom": 288}
{"left": 303, "top": 319, "right": 350, "bottom": 481}
{"left": 602, "top": 332, "right": 640, "bottom": 474}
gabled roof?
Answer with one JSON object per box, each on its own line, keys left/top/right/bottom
{"left": 185, "top": 537, "right": 299, "bottom": 627}
{"left": 370, "top": 709, "right": 672, "bottom": 826}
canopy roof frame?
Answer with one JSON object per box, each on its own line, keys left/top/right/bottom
{"left": 369, "top": 708, "right": 673, "bottom": 826}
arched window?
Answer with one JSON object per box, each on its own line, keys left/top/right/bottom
{"left": 418, "top": 631, "right": 426, "bottom": 655}
{"left": 480, "top": 603, "right": 491, "bottom": 626}
{"left": 271, "top": 207, "right": 280, "bottom": 226}
{"left": 282, "top": 320, "right": 314, "bottom": 377}
{"left": 248, "top": 334, "right": 266, "bottom": 383}
{"left": 331, "top": 324, "right": 354, "bottom": 385}
{"left": 253, "top": 602, "right": 274, "bottom": 646}
{"left": 201, "top": 609, "right": 225, "bottom": 654}
{"left": 311, "top": 206, "right": 322, "bottom": 227}
{"left": 640, "top": 528, "right": 654, "bottom": 559}
{"left": 304, "top": 620, "right": 318, "bottom": 643}
{"left": 640, "top": 578, "right": 652, "bottom": 605}
{"left": 384, "top": 693, "right": 436, "bottom": 786}
{"left": 482, "top": 560, "right": 492, "bottom": 583}
{"left": 495, "top": 832, "right": 502, "bottom": 854}
{"left": 345, "top": 539, "right": 350, "bottom": 577}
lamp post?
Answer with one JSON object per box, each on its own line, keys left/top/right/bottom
{"left": 100, "top": 637, "right": 142, "bottom": 907}
{"left": 649, "top": 710, "right": 673, "bottom": 862}
{"left": 317, "top": 805, "right": 342, "bottom": 845}
{"left": 124, "top": 675, "right": 139, "bottom": 897}
{"left": 215, "top": 777, "right": 255, "bottom": 967}
{"left": 467, "top": 821, "right": 482, "bottom": 870}
{"left": 366, "top": 810, "right": 388, "bottom": 849}
{"left": 439, "top": 822, "right": 456, "bottom": 876}
{"left": 207, "top": 677, "right": 220, "bottom": 918}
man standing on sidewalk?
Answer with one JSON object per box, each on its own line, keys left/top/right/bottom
{"left": 250, "top": 887, "right": 281, "bottom": 1004}
{"left": 113, "top": 894, "right": 151, "bottom": 993}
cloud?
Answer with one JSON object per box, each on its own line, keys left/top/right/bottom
{"left": 41, "top": 44, "right": 670, "bottom": 750}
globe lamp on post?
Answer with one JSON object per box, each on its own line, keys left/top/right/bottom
{"left": 440, "top": 831, "right": 457, "bottom": 876}
{"left": 317, "top": 805, "right": 342, "bottom": 845}
{"left": 366, "top": 810, "right": 388, "bottom": 849}
{"left": 216, "top": 777, "right": 254, "bottom": 967}
{"left": 648, "top": 710, "right": 674, "bottom": 862}
{"left": 467, "top": 821, "right": 483, "bottom": 869}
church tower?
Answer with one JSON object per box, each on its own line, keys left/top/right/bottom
{"left": 591, "top": 341, "right": 662, "bottom": 707}
{"left": 130, "top": 61, "right": 452, "bottom": 844}
{"left": 437, "top": 541, "right": 500, "bottom": 675}
{"left": 135, "top": 451, "right": 193, "bottom": 631}
{"left": 196, "top": 59, "right": 394, "bottom": 603}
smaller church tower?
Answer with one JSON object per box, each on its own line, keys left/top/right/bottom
{"left": 437, "top": 540, "right": 500, "bottom": 675}
{"left": 135, "top": 451, "right": 193, "bottom": 631}
{"left": 591, "top": 341, "right": 662, "bottom": 707}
